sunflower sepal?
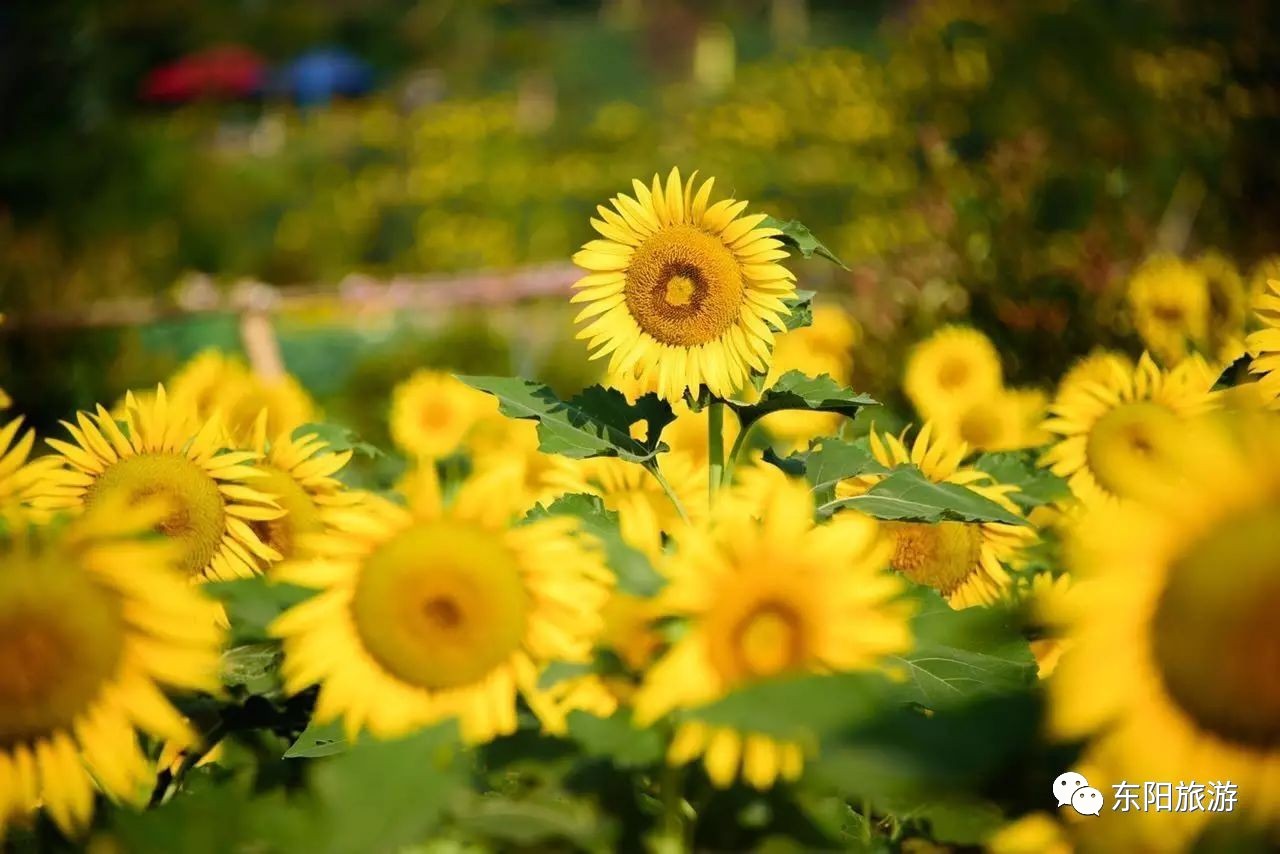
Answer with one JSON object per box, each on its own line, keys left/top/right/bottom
{"left": 759, "top": 216, "right": 849, "bottom": 270}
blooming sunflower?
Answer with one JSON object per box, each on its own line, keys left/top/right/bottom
{"left": 935, "top": 387, "right": 1050, "bottom": 453}
{"left": 836, "top": 424, "right": 1034, "bottom": 608}
{"left": 1127, "top": 254, "right": 1210, "bottom": 366}
{"left": 169, "top": 349, "right": 316, "bottom": 445}
{"left": 1197, "top": 250, "right": 1248, "bottom": 362}
{"left": 0, "top": 500, "right": 222, "bottom": 836}
{"left": 572, "top": 168, "right": 796, "bottom": 402}
{"left": 1056, "top": 349, "right": 1134, "bottom": 399}
{"left": 903, "top": 326, "right": 1003, "bottom": 419}
{"left": 632, "top": 478, "right": 912, "bottom": 788}
{"left": 1051, "top": 412, "right": 1280, "bottom": 844}
{"left": 1247, "top": 277, "right": 1280, "bottom": 409}
{"left": 270, "top": 472, "right": 612, "bottom": 745}
{"left": 244, "top": 414, "right": 361, "bottom": 562}
{"left": 389, "top": 370, "right": 494, "bottom": 460}
{"left": 33, "top": 387, "right": 284, "bottom": 581}
{"left": 1041, "top": 352, "right": 1217, "bottom": 505}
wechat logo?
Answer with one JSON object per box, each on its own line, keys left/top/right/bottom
{"left": 1054, "top": 771, "right": 1103, "bottom": 816}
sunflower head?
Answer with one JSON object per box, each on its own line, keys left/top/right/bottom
{"left": 903, "top": 326, "right": 1003, "bottom": 419}
{"left": 169, "top": 350, "right": 316, "bottom": 445}
{"left": 0, "top": 497, "right": 223, "bottom": 835}
{"left": 573, "top": 168, "right": 796, "bottom": 401}
{"left": 389, "top": 370, "right": 494, "bottom": 460}
{"left": 935, "top": 387, "right": 1049, "bottom": 453}
{"left": 271, "top": 488, "right": 612, "bottom": 745}
{"left": 1127, "top": 254, "right": 1211, "bottom": 366}
{"left": 1056, "top": 349, "right": 1134, "bottom": 400}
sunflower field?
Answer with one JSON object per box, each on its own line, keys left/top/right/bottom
{"left": 4, "top": 2, "right": 1280, "bottom": 853}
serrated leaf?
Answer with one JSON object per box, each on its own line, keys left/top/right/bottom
{"left": 459, "top": 377, "right": 674, "bottom": 464}
{"left": 890, "top": 587, "right": 1037, "bottom": 709}
{"left": 205, "top": 577, "right": 316, "bottom": 645}
{"left": 772, "top": 438, "right": 889, "bottom": 489}
{"left": 291, "top": 422, "right": 383, "bottom": 459}
{"left": 972, "top": 451, "right": 1070, "bottom": 510}
{"left": 679, "top": 672, "right": 893, "bottom": 741}
{"left": 220, "top": 643, "right": 282, "bottom": 697}
{"left": 284, "top": 719, "right": 347, "bottom": 759}
{"left": 819, "top": 467, "right": 1029, "bottom": 526}
{"left": 732, "top": 372, "right": 877, "bottom": 430}
{"left": 761, "top": 216, "right": 850, "bottom": 269}
{"left": 525, "top": 493, "right": 665, "bottom": 595}
{"left": 567, "top": 710, "right": 664, "bottom": 769}
{"left": 782, "top": 289, "right": 816, "bottom": 331}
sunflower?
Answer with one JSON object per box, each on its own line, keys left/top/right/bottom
{"left": 1041, "top": 352, "right": 1217, "bottom": 505}
{"left": 1249, "top": 255, "right": 1280, "bottom": 300}
{"left": 1051, "top": 412, "right": 1280, "bottom": 845}
{"left": 1127, "top": 254, "right": 1210, "bottom": 366}
{"left": 1056, "top": 349, "right": 1134, "bottom": 399}
{"left": 836, "top": 424, "right": 1034, "bottom": 608}
{"left": 0, "top": 418, "right": 65, "bottom": 521}
{"left": 935, "top": 387, "right": 1050, "bottom": 453}
{"left": 542, "top": 454, "right": 706, "bottom": 558}
{"left": 389, "top": 370, "right": 494, "bottom": 460}
{"left": 1197, "top": 250, "right": 1248, "bottom": 362}
{"left": 1247, "top": 277, "right": 1280, "bottom": 409}
{"left": 33, "top": 386, "right": 284, "bottom": 581}
{"left": 243, "top": 414, "right": 361, "bottom": 562}
{"left": 270, "top": 473, "right": 612, "bottom": 745}
{"left": 169, "top": 349, "right": 316, "bottom": 445}
{"left": 0, "top": 499, "right": 223, "bottom": 837}
{"left": 632, "top": 478, "right": 912, "bottom": 788}
{"left": 572, "top": 167, "right": 796, "bottom": 402}
{"left": 903, "top": 326, "right": 1003, "bottom": 419}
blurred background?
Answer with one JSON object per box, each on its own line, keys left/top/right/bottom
{"left": 4, "top": 0, "right": 1280, "bottom": 445}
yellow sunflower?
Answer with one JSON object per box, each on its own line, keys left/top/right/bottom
{"left": 1051, "top": 412, "right": 1280, "bottom": 846}
{"left": 572, "top": 167, "right": 796, "bottom": 402}
{"left": 0, "top": 418, "right": 65, "bottom": 521}
{"left": 1197, "top": 250, "right": 1248, "bottom": 362}
{"left": 632, "top": 478, "right": 913, "bottom": 788}
{"left": 1056, "top": 349, "right": 1134, "bottom": 399}
{"left": 1041, "top": 352, "right": 1217, "bottom": 505}
{"left": 32, "top": 386, "right": 284, "bottom": 581}
{"left": 1127, "top": 254, "right": 1210, "bottom": 366}
{"left": 0, "top": 499, "right": 222, "bottom": 837}
{"left": 903, "top": 326, "right": 1003, "bottom": 419}
{"left": 270, "top": 473, "right": 612, "bottom": 745}
{"left": 389, "top": 370, "right": 493, "bottom": 460}
{"left": 836, "top": 424, "right": 1035, "bottom": 608}
{"left": 169, "top": 349, "right": 316, "bottom": 445}
{"left": 243, "top": 413, "right": 361, "bottom": 563}
{"left": 935, "top": 387, "right": 1050, "bottom": 453}
{"left": 1247, "top": 277, "right": 1280, "bottom": 409}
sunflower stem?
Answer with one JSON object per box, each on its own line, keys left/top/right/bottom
{"left": 720, "top": 419, "right": 756, "bottom": 488}
{"left": 657, "top": 761, "right": 690, "bottom": 853}
{"left": 647, "top": 462, "right": 691, "bottom": 524}
{"left": 708, "top": 401, "right": 725, "bottom": 504}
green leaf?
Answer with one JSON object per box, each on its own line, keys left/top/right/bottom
{"left": 525, "top": 493, "right": 665, "bottom": 595}
{"left": 567, "top": 709, "right": 664, "bottom": 769}
{"left": 732, "top": 372, "right": 877, "bottom": 430}
{"left": 220, "top": 643, "right": 282, "bottom": 697}
{"left": 782, "top": 289, "right": 816, "bottom": 332}
{"left": 761, "top": 216, "right": 850, "bottom": 269}
{"left": 284, "top": 719, "right": 347, "bottom": 759}
{"left": 891, "top": 587, "right": 1037, "bottom": 709}
{"left": 820, "top": 467, "right": 1028, "bottom": 526}
{"left": 972, "top": 451, "right": 1070, "bottom": 510}
{"left": 679, "top": 672, "right": 894, "bottom": 741}
{"left": 205, "top": 577, "right": 316, "bottom": 645}
{"left": 451, "top": 789, "right": 613, "bottom": 850}
{"left": 459, "top": 377, "right": 675, "bottom": 464}
{"left": 291, "top": 422, "right": 383, "bottom": 459}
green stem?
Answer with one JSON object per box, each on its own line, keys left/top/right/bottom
{"left": 658, "top": 762, "right": 688, "bottom": 853}
{"left": 861, "top": 798, "right": 873, "bottom": 844}
{"left": 647, "top": 463, "right": 691, "bottom": 524}
{"left": 707, "top": 401, "right": 725, "bottom": 505}
{"left": 720, "top": 418, "right": 757, "bottom": 488}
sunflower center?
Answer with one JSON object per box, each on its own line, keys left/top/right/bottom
{"left": 937, "top": 358, "right": 971, "bottom": 390}
{"left": 350, "top": 521, "right": 529, "bottom": 690}
{"left": 624, "top": 224, "right": 745, "bottom": 346}
{"left": 1084, "top": 402, "right": 1180, "bottom": 499}
{"left": 249, "top": 465, "right": 322, "bottom": 560}
{"left": 884, "top": 521, "right": 983, "bottom": 595}
{"left": 1152, "top": 507, "right": 1280, "bottom": 750}
{"left": 734, "top": 605, "right": 805, "bottom": 678}
{"left": 0, "top": 559, "right": 125, "bottom": 745}
{"left": 420, "top": 404, "right": 455, "bottom": 432}
{"left": 1152, "top": 303, "right": 1186, "bottom": 324}
{"left": 86, "top": 454, "right": 226, "bottom": 577}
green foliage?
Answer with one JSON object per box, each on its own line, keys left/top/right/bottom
{"left": 972, "top": 451, "right": 1070, "bottom": 510}
{"left": 290, "top": 422, "right": 384, "bottom": 460}
{"left": 766, "top": 437, "right": 889, "bottom": 503}
{"left": 761, "top": 217, "right": 850, "bottom": 269}
{"left": 819, "top": 467, "right": 1029, "bottom": 525}
{"left": 459, "top": 377, "right": 675, "bottom": 464}
{"left": 781, "top": 289, "right": 817, "bottom": 332}
{"left": 679, "top": 673, "right": 894, "bottom": 741}
{"left": 732, "top": 372, "right": 877, "bottom": 429}
{"left": 525, "top": 493, "right": 665, "bottom": 596}
{"left": 205, "top": 577, "right": 316, "bottom": 646}
{"left": 284, "top": 720, "right": 347, "bottom": 759}
{"left": 567, "top": 710, "right": 665, "bottom": 769}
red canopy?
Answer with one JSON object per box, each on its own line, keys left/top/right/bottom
{"left": 142, "top": 45, "right": 265, "bottom": 102}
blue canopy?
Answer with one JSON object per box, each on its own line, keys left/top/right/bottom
{"left": 274, "top": 48, "right": 374, "bottom": 105}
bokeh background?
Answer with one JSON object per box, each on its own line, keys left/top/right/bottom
{"left": 5, "top": 0, "right": 1280, "bottom": 444}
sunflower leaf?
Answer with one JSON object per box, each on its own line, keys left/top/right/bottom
{"left": 205, "top": 577, "right": 317, "bottom": 646}
{"left": 731, "top": 372, "right": 877, "bottom": 430}
{"left": 760, "top": 216, "right": 850, "bottom": 269}
{"left": 819, "top": 467, "right": 1029, "bottom": 526}
{"left": 677, "top": 672, "right": 894, "bottom": 741}
{"left": 524, "top": 493, "right": 665, "bottom": 595}
{"left": 781, "top": 288, "right": 816, "bottom": 332}
{"left": 284, "top": 719, "right": 347, "bottom": 759}
{"left": 768, "top": 438, "right": 889, "bottom": 491}
{"left": 567, "top": 710, "right": 664, "bottom": 769}
{"left": 459, "top": 377, "right": 674, "bottom": 464}
{"left": 291, "top": 422, "right": 384, "bottom": 459}
{"left": 971, "top": 451, "right": 1070, "bottom": 510}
